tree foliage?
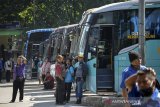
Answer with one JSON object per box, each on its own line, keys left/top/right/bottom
{"left": 0, "top": 0, "right": 31, "bottom": 23}
{"left": 1, "top": 0, "right": 128, "bottom": 28}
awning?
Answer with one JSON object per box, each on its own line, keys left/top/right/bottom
{"left": 0, "top": 29, "right": 23, "bottom": 36}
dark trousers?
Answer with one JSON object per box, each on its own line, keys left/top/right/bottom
{"left": 11, "top": 78, "right": 25, "bottom": 102}
{"left": 64, "top": 82, "right": 72, "bottom": 102}
{"left": 6, "top": 70, "right": 11, "bottom": 82}
{"left": 56, "top": 77, "right": 65, "bottom": 104}
{"left": 44, "top": 81, "right": 54, "bottom": 89}
{"left": 0, "top": 71, "right": 2, "bottom": 82}
{"left": 42, "top": 74, "right": 45, "bottom": 82}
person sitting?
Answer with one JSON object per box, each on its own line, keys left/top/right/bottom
{"left": 43, "top": 72, "right": 54, "bottom": 89}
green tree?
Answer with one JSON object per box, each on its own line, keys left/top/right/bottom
{"left": 0, "top": 0, "right": 31, "bottom": 23}
{"left": 1, "top": 0, "right": 128, "bottom": 28}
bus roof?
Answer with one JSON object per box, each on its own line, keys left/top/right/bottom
{"left": 79, "top": 8, "right": 97, "bottom": 25}
{"left": 93, "top": 0, "right": 160, "bottom": 13}
{"left": 26, "top": 28, "right": 54, "bottom": 34}
{"left": 50, "top": 24, "right": 78, "bottom": 38}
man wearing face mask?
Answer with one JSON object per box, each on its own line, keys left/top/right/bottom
{"left": 120, "top": 51, "right": 146, "bottom": 106}
{"left": 126, "top": 68, "right": 160, "bottom": 107}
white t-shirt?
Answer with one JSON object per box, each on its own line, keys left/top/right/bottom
{"left": 5, "top": 60, "right": 12, "bottom": 71}
{"left": 50, "top": 64, "right": 55, "bottom": 77}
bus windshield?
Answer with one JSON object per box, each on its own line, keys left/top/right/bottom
{"left": 79, "top": 14, "right": 93, "bottom": 55}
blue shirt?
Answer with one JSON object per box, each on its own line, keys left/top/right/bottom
{"left": 65, "top": 66, "right": 74, "bottom": 83}
{"left": 140, "top": 88, "right": 160, "bottom": 107}
{"left": 120, "top": 65, "right": 146, "bottom": 97}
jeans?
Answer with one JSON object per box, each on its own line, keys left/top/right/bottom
{"left": 76, "top": 77, "right": 83, "bottom": 99}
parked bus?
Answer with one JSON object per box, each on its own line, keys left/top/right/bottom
{"left": 59, "top": 24, "right": 79, "bottom": 57}
{"left": 77, "top": 0, "right": 160, "bottom": 93}
{"left": 24, "top": 28, "right": 54, "bottom": 58}
{"left": 50, "top": 26, "right": 65, "bottom": 60}
{"left": 49, "top": 24, "right": 79, "bottom": 60}
{"left": 24, "top": 28, "right": 54, "bottom": 79}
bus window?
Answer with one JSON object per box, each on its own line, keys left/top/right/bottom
{"left": 95, "top": 12, "right": 113, "bottom": 24}
{"left": 87, "top": 27, "right": 99, "bottom": 60}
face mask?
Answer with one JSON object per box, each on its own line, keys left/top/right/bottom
{"left": 139, "top": 81, "right": 153, "bottom": 97}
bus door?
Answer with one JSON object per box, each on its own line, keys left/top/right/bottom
{"left": 96, "top": 25, "right": 114, "bottom": 91}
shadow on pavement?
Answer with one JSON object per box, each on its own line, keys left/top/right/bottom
{"left": 30, "top": 96, "right": 55, "bottom": 101}
{"left": 0, "top": 102, "right": 9, "bottom": 104}
{"left": 25, "top": 91, "right": 54, "bottom": 96}
{"left": 31, "top": 101, "right": 86, "bottom": 107}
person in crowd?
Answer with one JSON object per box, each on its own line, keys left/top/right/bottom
{"left": 0, "top": 57, "right": 3, "bottom": 83}
{"left": 43, "top": 71, "right": 54, "bottom": 89}
{"left": 55, "top": 55, "right": 65, "bottom": 105}
{"left": 32, "top": 56, "right": 39, "bottom": 79}
{"left": 120, "top": 51, "right": 146, "bottom": 98}
{"left": 120, "top": 51, "right": 146, "bottom": 107}
{"left": 72, "top": 56, "right": 78, "bottom": 65}
{"left": 50, "top": 60, "right": 56, "bottom": 78}
{"left": 5, "top": 58, "right": 12, "bottom": 82}
{"left": 125, "top": 67, "right": 160, "bottom": 107}
{"left": 10, "top": 58, "right": 15, "bottom": 79}
{"left": 37, "top": 57, "right": 43, "bottom": 85}
{"left": 64, "top": 58, "right": 74, "bottom": 103}
{"left": 41, "top": 57, "right": 51, "bottom": 83}
{"left": 10, "top": 55, "right": 27, "bottom": 103}
{"left": 61, "top": 54, "right": 67, "bottom": 79}
{"left": 75, "top": 54, "right": 88, "bottom": 104}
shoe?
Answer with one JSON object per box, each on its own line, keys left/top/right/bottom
{"left": 56, "top": 102, "right": 59, "bottom": 105}
{"left": 64, "top": 100, "right": 68, "bottom": 103}
{"left": 57, "top": 102, "right": 65, "bottom": 105}
{"left": 76, "top": 99, "right": 81, "bottom": 104}
{"left": 19, "top": 100, "right": 23, "bottom": 102}
{"left": 9, "top": 100, "right": 14, "bottom": 103}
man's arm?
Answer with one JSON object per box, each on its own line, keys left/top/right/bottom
{"left": 20, "top": 55, "right": 27, "bottom": 64}
{"left": 125, "top": 74, "right": 137, "bottom": 92}
{"left": 122, "top": 88, "right": 128, "bottom": 100}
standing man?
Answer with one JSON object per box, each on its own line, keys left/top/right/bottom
{"left": 5, "top": 58, "right": 12, "bottom": 82}
{"left": 0, "top": 57, "right": 3, "bottom": 83}
{"left": 120, "top": 51, "right": 146, "bottom": 102}
{"left": 55, "top": 55, "right": 65, "bottom": 105}
{"left": 75, "top": 54, "right": 88, "bottom": 104}
{"left": 10, "top": 55, "right": 27, "bottom": 103}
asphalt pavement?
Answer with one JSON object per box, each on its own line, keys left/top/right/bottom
{"left": 0, "top": 80, "right": 91, "bottom": 107}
